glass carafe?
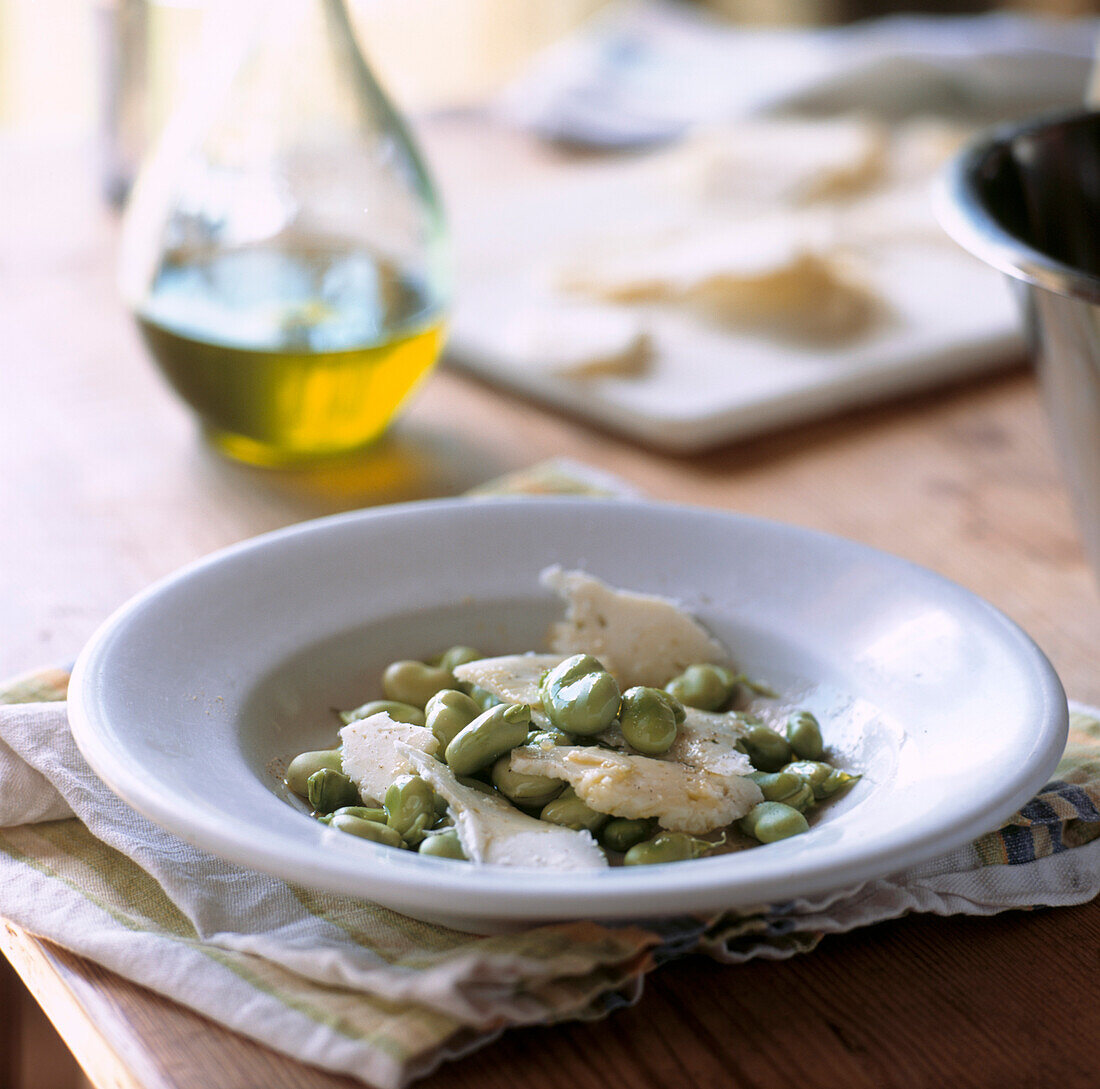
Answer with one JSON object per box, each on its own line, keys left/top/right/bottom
{"left": 119, "top": 0, "right": 450, "bottom": 466}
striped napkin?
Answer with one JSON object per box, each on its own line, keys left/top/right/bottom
{"left": 2, "top": 465, "right": 1099, "bottom": 1089}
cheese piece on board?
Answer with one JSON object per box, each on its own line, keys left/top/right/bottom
{"left": 560, "top": 220, "right": 883, "bottom": 344}
{"left": 489, "top": 301, "right": 652, "bottom": 378}
{"left": 686, "top": 116, "right": 889, "bottom": 206}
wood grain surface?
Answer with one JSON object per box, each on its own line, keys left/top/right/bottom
{"left": 2, "top": 121, "right": 1099, "bottom": 1089}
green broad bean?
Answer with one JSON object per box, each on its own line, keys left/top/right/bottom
{"left": 456, "top": 775, "right": 499, "bottom": 795}
{"left": 663, "top": 663, "right": 739, "bottom": 711}
{"left": 539, "top": 654, "right": 621, "bottom": 736}
{"left": 384, "top": 775, "right": 438, "bottom": 845}
{"left": 306, "top": 767, "right": 360, "bottom": 813}
{"left": 285, "top": 749, "right": 342, "bottom": 798}
{"left": 436, "top": 646, "right": 483, "bottom": 672}
{"left": 747, "top": 771, "right": 815, "bottom": 813}
{"left": 330, "top": 812, "right": 405, "bottom": 847}
{"left": 748, "top": 771, "right": 804, "bottom": 802}
{"left": 418, "top": 829, "right": 468, "bottom": 859}
{"left": 739, "top": 676, "right": 779, "bottom": 699}
{"left": 738, "top": 723, "right": 793, "bottom": 773}
{"left": 382, "top": 660, "right": 455, "bottom": 708}
{"left": 425, "top": 689, "right": 482, "bottom": 748}
{"left": 748, "top": 774, "right": 818, "bottom": 818}
{"left": 783, "top": 780, "right": 816, "bottom": 813}
{"left": 783, "top": 760, "right": 861, "bottom": 800}
{"left": 659, "top": 690, "right": 687, "bottom": 724}
{"left": 525, "top": 727, "right": 574, "bottom": 747}
{"left": 490, "top": 754, "right": 564, "bottom": 808}
{"left": 785, "top": 711, "right": 824, "bottom": 761}
{"left": 332, "top": 805, "right": 387, "bottom": 824}
{"left": 339, "top": 700, "right": 426, "bottom": 727}
{"left": 462, "top": 683, "right": 502, "bottom": 711}
{"left": 623, "top": 831, "right": 714, "bottom": 865}
{"left": 539, "top": 790, "right": 609, "bottom": 834}
{"left": 599, "top": 818, "right": 654, "bottom": 854}
{"left": 619, "top": 686, "right": 680, "bottom": 755}
{"left": 445, "top": 703, "right": 532, "bottom": 777}
{"left": 739, "top": 801, "right": 809, "bottom": 843}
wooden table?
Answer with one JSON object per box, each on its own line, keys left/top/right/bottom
{"left": 2, "top": 121, "right": 1099, "bottom": 1089}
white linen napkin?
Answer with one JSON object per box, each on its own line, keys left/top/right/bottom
{"left": 2, "top": 683, "right": 1098, "bottom": 1088}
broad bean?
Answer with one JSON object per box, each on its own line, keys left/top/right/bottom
{"left": 436, "top": 646, "right": 483, "bottom": 672}
{"left": 491, "top": 754, "right": 564, "bottom": 808}
{"left": 748, "top": 771, "right": 814, "bottom": 812}
{"left": 785, "top": 711, "right": 824, "bottom": 761}
{"left": 333, "top": 805, "right": 387, "bottom": 824}
{"left": 623, "top": 831, "right": 714, "bottom": 865}
{"left": 619, "top": 686, "right": 680, "bottom": 755}
{"left": 738, "top": 722, "right": 793, "bottom": 773}
{"left": 418, "top": 829, "right": 468, "bottom": 859}
{"left": 739, "top": 801, "right": 809, "bottom": 843}
{"left": 330, "top": 812, "right": 405, "bottom": 847}
{"left": 599, "top": 818, "right": 654, "bottom": 853}
{"left": 425, "top": 689, "right": 482, "bottom": 748}
{"left": 306, "top": 767, "right": 359, "bottom": 813}
{"left": 539, "top": 789, "right": 609, "bottom": 834}
{"left": 539, "top": 654, "right": 621, "bottom": 736}
{"left": 462, "top": 683, "right": 502, "bottom": 712}
{"left": 285, "top": 749, "right": 342, "bottom": 798}
{"left": 382, "top": 660, "right": 455, "bottom": 708}
{"left": 663, "top": 664, "right": 738, "bottom": 711}
{"left": 783, "top": 760, "right": 860, "bottom": 799}
{"left": 384, "top": 775, "right": 437, "bottom": 845}
{"left": 445, "top": 703, "right": 531, "bottom": 777}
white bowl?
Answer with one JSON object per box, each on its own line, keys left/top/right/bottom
{"left": 69, "top": 498, "right": 1067, "bottom": 932}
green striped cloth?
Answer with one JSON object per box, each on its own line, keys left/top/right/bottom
{"left": 1, "top": 463, "right": 1098, "bottom": 1088}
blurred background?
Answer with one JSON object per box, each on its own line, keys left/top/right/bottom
{"left": 3, "top": 0, "right": 1095, "bottom": 147}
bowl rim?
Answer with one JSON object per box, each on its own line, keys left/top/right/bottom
{"left": 933, "top": 107, "right": 1100, "bottom": 306}
{"left": 67, "top": 496, "right": 1070, "bottom": 926}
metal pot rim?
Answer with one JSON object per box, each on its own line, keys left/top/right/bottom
{"left": 933, "top": 107, "right": 1100, "bottom": 307}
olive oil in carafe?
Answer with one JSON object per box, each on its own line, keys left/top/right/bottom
{"left": 137, "top": 244, "right": 445, "bottom": 465}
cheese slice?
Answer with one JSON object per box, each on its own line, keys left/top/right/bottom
{"left": 598, "top": 708, "right": 754, "bottom": 776}
{"left": 560, "top": 218, "right": 813, "bottom": 304}
{"left": 489, "top": 302, "right": 652, "bottom": 379}
{"left": 339, "top": 713, "right": 440, "bottom": 804}
{"left": 668, "top": 708, "right": 755, "bottom": 778}
{"left": 688, "top": 117, "right": 889, "bottom": 206}
{"left": 399, "top": 746, "right": 607, "bottom": 870}
{"left": 541, "top": 566, "right": 729, "bottom": 689}
{"left": 561, "top": 221, "right": 882, "bottom": 345}
{"left": 452, "top": 654, "right": 564, "bottom": 709}
{"left": 509, "top": 744, "right": 761, "bottom": 835}
{"left": 685, "top": 250, "right": 881, "bottom": 344}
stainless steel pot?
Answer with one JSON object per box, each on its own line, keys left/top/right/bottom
{"left": 936, "top": 110, "right": 1100, "bottom": 577}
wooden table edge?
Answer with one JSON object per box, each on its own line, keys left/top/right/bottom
{"left": 1, "top": 921, "right": 369, "bottom": 1089}
{"left": 2, "top": 922, "right": 163, "bottom": 1089}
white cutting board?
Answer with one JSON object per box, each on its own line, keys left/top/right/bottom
{"left": 442, "top": 125, "right": 1022, "bottom": 452}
